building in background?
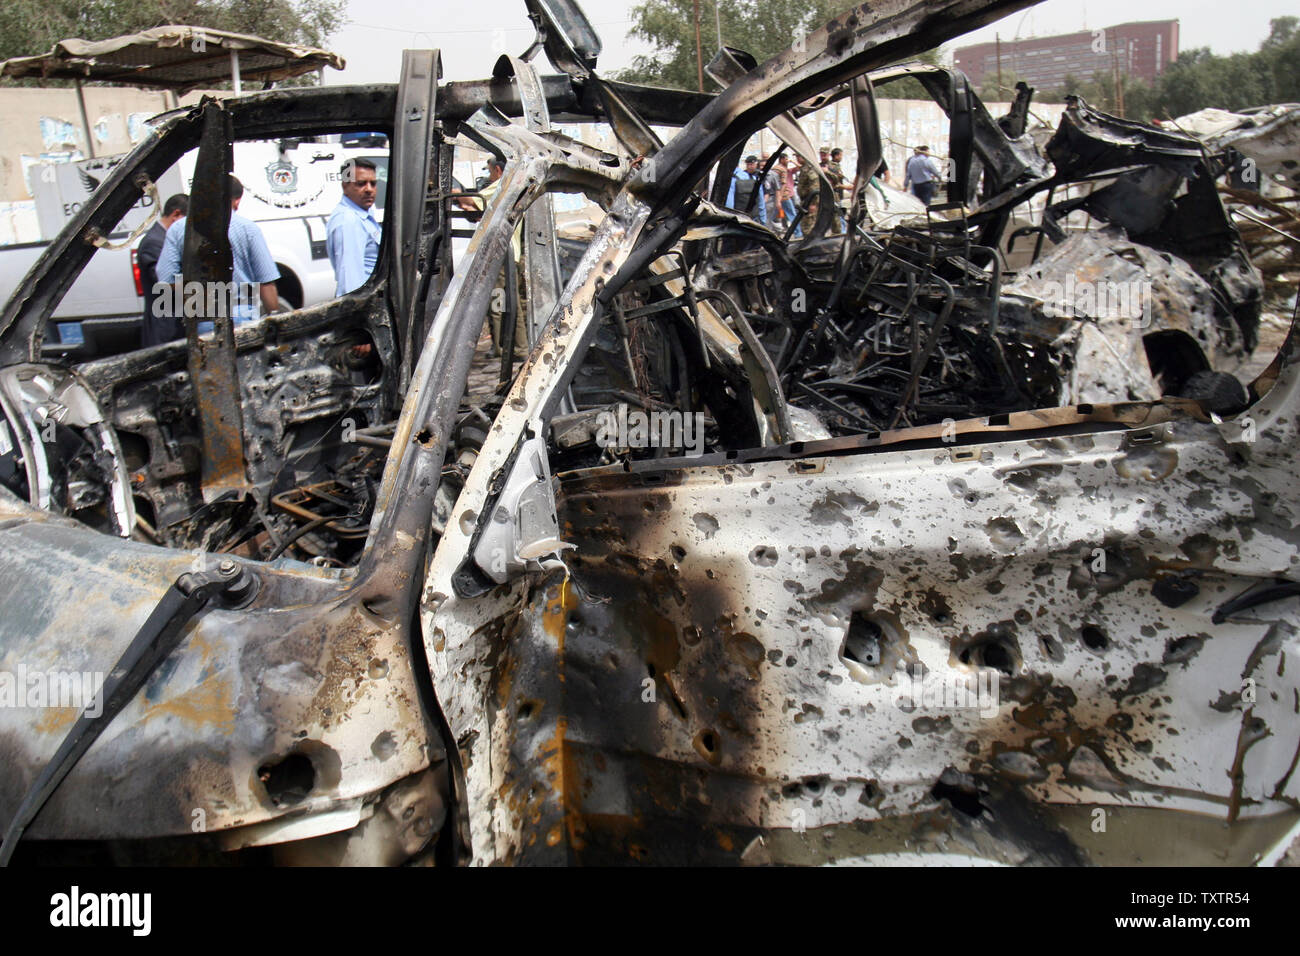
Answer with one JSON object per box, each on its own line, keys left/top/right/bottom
{"left": 953, "top": 20, "right": 1178, "bottom": 94}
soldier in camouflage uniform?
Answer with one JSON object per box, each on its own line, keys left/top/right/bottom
{"left": 828, "top": 147, "right": 851, "bottom": 232}
{"left": 796, "top": 154, "right": 823, "bottom": 228}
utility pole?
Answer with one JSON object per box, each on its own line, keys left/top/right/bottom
{"left": 996, "top": 33, "right": 1002, "bottom": 92}
{"left": 694, "top": 0, "right": 704, "bottom": 92}
{"left": 1109, "top": 28, "right": 1123, "bottom": 117}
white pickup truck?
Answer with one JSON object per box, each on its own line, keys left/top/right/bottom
{"left": 0, "top": 137, "right": 389, "bottom": 360}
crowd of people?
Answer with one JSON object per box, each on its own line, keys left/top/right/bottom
{"left": 723, "top": 142, "right": 947, "bottom": 233}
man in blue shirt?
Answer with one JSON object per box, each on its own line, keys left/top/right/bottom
{"left": 155, "top": 175, "right": 280, "bottom": 333}
{"left": 726, "top": 155, "right": 768, "bottom": 224}
{"left": 903, "top": 145, "right": 944, "bottom": 205}
{"left": 327, "top": 157, "right": 381, "bottom": 295}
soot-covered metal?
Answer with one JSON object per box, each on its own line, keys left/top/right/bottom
{"left": 0, "top": 0, "right": 1296, "bottom": 866}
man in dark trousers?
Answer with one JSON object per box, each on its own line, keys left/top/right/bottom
{"left": 725, "top": 155, "right": 768, "bottom": 224}
{"left": 903, "top": 145, "right": 943, "bottom": 205}
{"left": 138, "top": 193, "right": 188, "bottom": 347}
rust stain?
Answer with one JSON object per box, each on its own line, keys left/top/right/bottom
{"left": 139, "top": 676, "right": 237, "bottom": 735}
{"left": 34, "top": 707, "right": 79, "bottom": 735}
{"left": 539, "top": 578, "right": 587, "bottom": 852}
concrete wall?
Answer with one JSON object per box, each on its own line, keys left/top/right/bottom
{"left": 0, "top": 87, "right": 224, "bottom": 204}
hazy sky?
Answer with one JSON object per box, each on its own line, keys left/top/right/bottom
{"left": 324, "top": 0, "right": 1296, "bottom": 85}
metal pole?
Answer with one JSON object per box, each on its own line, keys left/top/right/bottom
{"left": 715, "top": 0, "right": 722, "bottom": 50}
{"left": 230, "top": 50, "right": 243, "bottom": 95}
{"left": 693, "top": 0, "right": 704, "bottom": 92}
{"left": 74, "top": 80, "right": 96, "bottom": 159}
{"left": 996, "top": 33, "right": 1002, "bottom": 92}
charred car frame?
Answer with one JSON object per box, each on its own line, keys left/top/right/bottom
{"left": 0, "top": 0, "right": 1297, "bottom": 866}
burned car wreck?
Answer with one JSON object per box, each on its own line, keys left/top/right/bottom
{"left": 0, "top": 0, "right": 1297, "bottom": 866}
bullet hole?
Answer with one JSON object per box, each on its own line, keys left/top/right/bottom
{"left": 362, "top": 598, "right": 393, "bottom": 620}
{"left": 980, "top": 642, "right": 1014, "bottom": 674}
{"left": 842, "top": 612, "right": 882, "bottom": 666}
{"left": 1152, "top": 574, "right": 1199, "bottom": 608}
{"left": 693, "top": 728, "right": 721, "bottom": 764}
{"left": 670, "top": 545, "right": 686, "bottom": 562}
{"left": 1162, "top": 635, "right": 1204, "bottom": 665}
{"left": 985, "top": 517, "right": 1025, "bottom": 551}
{"left": 783, "top": 775, "right": 829, "bottom": 797}
{"left": 414, "top": 427, "right": 433, "bottom": 447}
{"left": 1081, "top": 625, "right": 1110, "bottom": 651}
{"left": 692, "top": 512, "right": 720, "bottom": 538}
{"left": 371, "top": 731, "right": 397, "bottom": 761}
{"left": 517, "top": 699, "right": 539, "bottom": 721}
{"left": 919, "top": 588, "right": 953, "bottom": 624}
{"left": 960, "top": 639, "right": 1017, "bottom": 675}
{"left": 1039, "top": 634, "right": 1065, "bottom": 662}
{"left": 258, "top": 753, "right": 315, "bottom": 807}
{"left": 931, "top": 771, "right": 986, "bottom": 818}
{"left": 749, "top": 545, "right": 778, "bottom": 567}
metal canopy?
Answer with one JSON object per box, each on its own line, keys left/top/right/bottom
{"left": 0, "top": 25, "right": 345, "bottom": 93}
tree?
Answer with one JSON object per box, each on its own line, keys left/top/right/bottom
{"left": 0, "top": 0, "right": 346, "bottom": 72}
{"left": 1259, "top": 16, "right": 1300, "bottom": 103}
{"left": 874, "top": 47, "right": 944, "bottom": 100}
{"left": 617, "top": 0, "right": 859, "bottom": 91}
{"left": 976, "top": 66, "right": 1022, "bottom": 105}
